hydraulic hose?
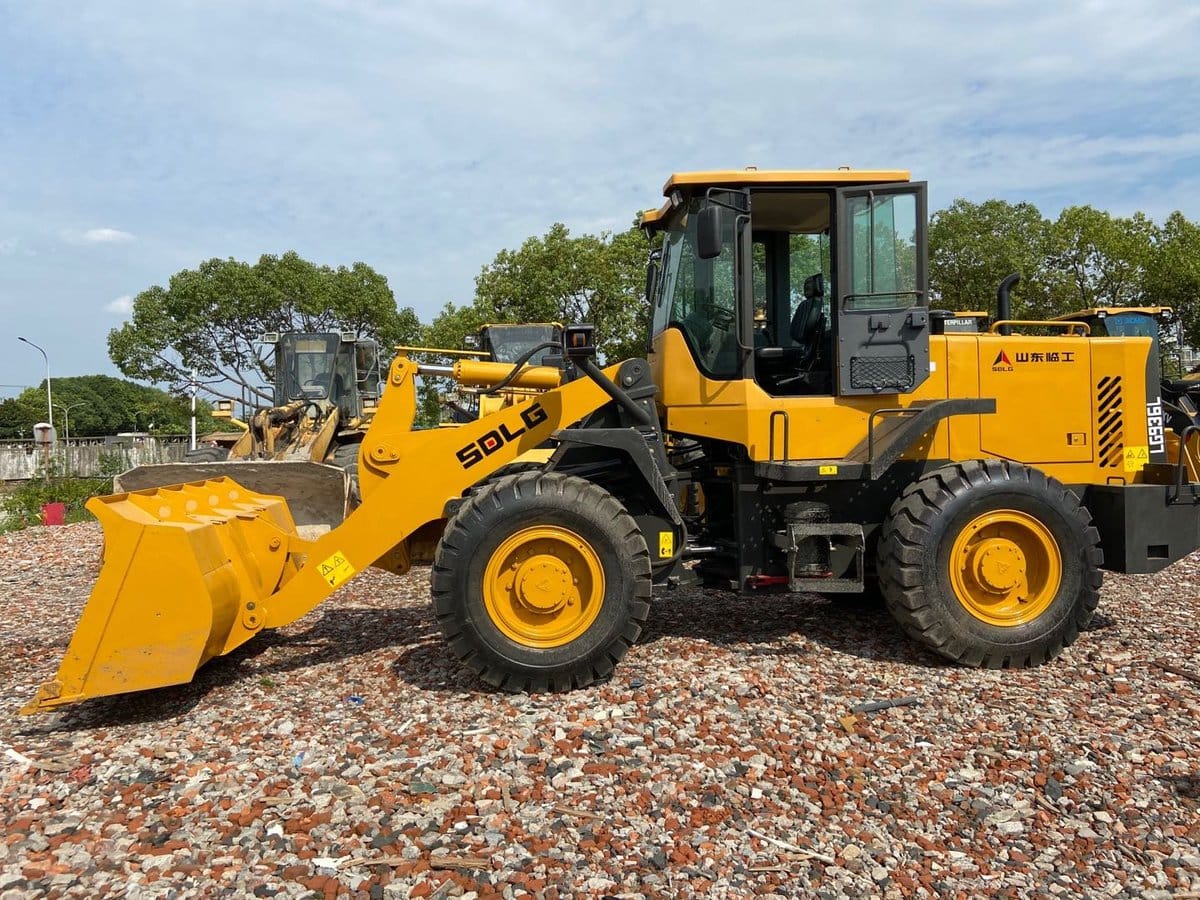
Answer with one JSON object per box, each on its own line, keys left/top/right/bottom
{"left": 477, "top": 341, "right": 563, "bottom": 395}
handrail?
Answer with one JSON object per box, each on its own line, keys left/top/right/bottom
{"left": 987, "top": 320, "right": 1090, "bottom": 336}
{"left": 1170, "top": 424, "right": 1200, "bottom": 504}
{"left": 768, "top": 410, "right": 790, "bottom": 462}
{"left": 394, "top": 345, "right": 489, "bottom": 358}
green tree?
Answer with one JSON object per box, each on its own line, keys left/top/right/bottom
{"left": 108, "top": 251, "right": 421, "bottom": 404}
{"left": 1144, "top": 211, "right": 1200, "bottom": 349}
{"left": 928, "top": 199, "right": 1054, "bottom": 318}
{"left": 408, "top": 222, "right": 653, "bottom": 426}
{"left": 472, "top": 223, "right": 653, "bottom": 363}
{"left": 409, "top": 302, "right": 495, "bottom": 425}
{"left": 0, "top": 393, "right": 43, "bottom": 438}
{"left": 1046, "top": 206, "right": 1157, "bottom": 312}
{"left": 0, "top": 375, "right": 219, "bottom": 439}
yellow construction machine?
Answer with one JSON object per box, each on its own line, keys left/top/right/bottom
{"left": 113, "top": 331, "right": 385, "bottom": 530}
{"left": 405, "top": 322, "right": 564, "bottom": 424}
{"left": 25, "top": 169, "right": 1200, "bottom": 714}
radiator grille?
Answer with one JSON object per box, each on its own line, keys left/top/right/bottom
{"left": 1096, "top": 375, "right": 1124, "bottom": 468}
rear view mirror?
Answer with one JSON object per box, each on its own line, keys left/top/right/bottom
{"left": 697, "top": 206, "right": 723, "bottom": 260}
{"left": 645, "top": 257, "right": 660, "bottom": 304}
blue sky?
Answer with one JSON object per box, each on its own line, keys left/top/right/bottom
{"left": 2, "top": 0, "right": 1199, "bottom": 396}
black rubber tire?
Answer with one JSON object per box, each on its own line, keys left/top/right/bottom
{"left": 329, "top": 442, "right": 360, "bottom": 471}
{"left": 329, "top": 443, "right": 361, "bottom": 506}
{"left": 184, "top": 447, "right": 230, "bottom": 462}
{"left": 432, "top": 472, "right": 652, "bottom": 692}
{"left": 876, "top": 460, "right": 1103, "bottom": 668}
{"left": 469, "top": 461, "right": 545, "bottom": 493}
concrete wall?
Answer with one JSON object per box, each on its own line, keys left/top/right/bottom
{"left": 0, "top": 438, "right": 189, "bottom": 481}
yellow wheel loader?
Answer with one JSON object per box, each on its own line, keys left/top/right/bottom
{"left": 405, "top": 322, "right": 564, "bottom": 425}
{"left": 25, "top": 168, "right": 1200, "bottom": 714}
{"left": 114, "top": 331, "right": 385, "bottom": 531}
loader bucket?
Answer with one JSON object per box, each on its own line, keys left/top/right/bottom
{"left": 21, "top": 478, "right": 302, "bottom": 714}
{"left": 114, "top": 461, "right": 350, "bottom": 536}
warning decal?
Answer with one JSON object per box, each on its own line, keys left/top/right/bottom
{"left": 1123, "top": 445, "right": 1150, "bottom": 473}
{"left": 317, "top": 550, "right": 356, "bottom": 588}
{"left": 658, "top": 531, "right": 674, "bottom": 559}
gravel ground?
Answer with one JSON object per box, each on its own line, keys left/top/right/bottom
{"left": 2, "top": 522, "right": 1199, "bottom": 899}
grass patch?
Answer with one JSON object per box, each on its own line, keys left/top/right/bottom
{"left": 1, "top": 453, "right": 124, "bottom": 532}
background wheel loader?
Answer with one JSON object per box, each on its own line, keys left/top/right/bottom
{"left": 114, "top": 331, "right": 384, "bottom": 531}
{"left": 25, "top": 168, "right": 1200, "bottom": 714}
{"left": 402, "top": 322, "right": 564, "bottom": 425}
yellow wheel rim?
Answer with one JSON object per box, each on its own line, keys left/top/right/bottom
{"left": 482, "top": 525, "right": 604, "bottom": 648}
{"left": 949, "top": 509, "right": 1062, "bottom": 627}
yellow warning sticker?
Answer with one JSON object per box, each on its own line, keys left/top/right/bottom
{"left": 818, "top": 465, "right": 839, "bottom": 476}
{"left": 317, "top": 550, "right": 356, "bottom": 588}
{"left": 1123, "top": 445, "right": 1149, "bottom": 473}
{"left": 658, "top": 531, "right": 674, "bottom": 559}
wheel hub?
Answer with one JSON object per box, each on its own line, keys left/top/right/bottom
{"left": 970, "top": 539, "right": 1026, "bottom": 593}
{"left": 949, "top": 509, "right": 1062, "bottom": 627}
{"left": 482, "top": 525, "right": 604, "bottom": 648}
{"left": 514, "top": 555, "right": 573, "bottom": 613}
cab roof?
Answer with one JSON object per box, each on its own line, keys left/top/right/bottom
{"left": 1053, "top": 306, "right": 1174, "bottom": 321}
{"left": 640, "top": 168, "right": 911, "bottom": 229}
{"left": 662, "top": 168, "right": 911, "bottom": 193}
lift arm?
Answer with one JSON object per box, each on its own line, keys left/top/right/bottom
{"left": 22, "top": 355, "right": 617, "bottom": 713}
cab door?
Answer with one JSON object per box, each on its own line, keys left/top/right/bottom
{"left": 834, "top": 183, "right": 930, "bottom": 396}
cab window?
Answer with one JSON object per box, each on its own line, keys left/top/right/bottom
{"left": 845, "top": 191, "right": 920, "bottom": 310}
{"left": 654, "top": 198, "right": 740, "bottom": 378}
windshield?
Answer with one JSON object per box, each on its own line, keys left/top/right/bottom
{"left": 1099, "top": 312, "right": 1159, "bottom": 339}
{"left": 276, "top": 333, "right": 341, "bottom": 402}
{"left": 485, "top": 324, "right": 562, "bottom": 364}
{"left": 651, "top": 198, "right": 739, "bottom": 378}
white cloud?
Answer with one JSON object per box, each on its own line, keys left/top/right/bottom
{"left": 0, "top": 237, "right": 35, "bottom": 257}
{"left": 82, "top": 227, "right": 135, "bottom": 244}
{"left": 105, "top": 294, "right": 133, "bottom": 314}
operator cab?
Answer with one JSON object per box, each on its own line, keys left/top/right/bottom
{"left": 480, "top": 323, "right": 564, "bottom": 366}
{"left": 644, "top": 169, "right": 929, "bottom": 398}
{"left": 1053, "top": 306, "right": 1173, "bottom": 340}
{"left": 265, "top": 332, "right": 382, "bottom": 422}
{"left": 276, "top": 333, "right": 346, "bottom": 403}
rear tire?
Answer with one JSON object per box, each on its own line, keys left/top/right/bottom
{"left": 876, "top": 460, "right": 1102, "bottom": 668}
{"left": 432, "top": 472, "right": 651, "bottom": 692}
{"left": 330, "top": 442, "right": 361, "bottom": 505}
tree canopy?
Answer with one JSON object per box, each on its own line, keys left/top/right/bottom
{"left": 108, "top": 251, "right": 421, "bottom": 405}
{"left": 0, "top": 375, "right": 219, "bottom": 439}
{"left": 928, "top": 199, "right": 1175, "bottom": 320}
{"left": 929, "top": 199, "right": 1055, "bottom": 317}
{"left": 405, "top": 222, "right": 652, "bottom": 424}
{"left": 453, "top": 222, "right": 651, "bottom": 363}
{"left": 1145, "top": 212, "right": 1200, "bottom": 348}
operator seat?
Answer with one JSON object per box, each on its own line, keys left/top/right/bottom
{"left": 789, "top": 274, "right": 825, "bottom": 367}
{"left": 772, "top": 274, "right": 828, "bottom": 393}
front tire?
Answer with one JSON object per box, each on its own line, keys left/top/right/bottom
{"left": 877, "top": 460, "right": 1102, "bottom": 668}
{"left": 432, "top": 472, "right": 652, "bottom": 692}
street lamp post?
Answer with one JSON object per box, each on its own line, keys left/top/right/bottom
{"left": 17, "top": 336, "right": 52, "bottom": 424}
{"left": 53, "top": 401, "right": 85, "bottom": 442}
